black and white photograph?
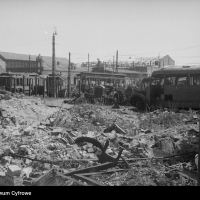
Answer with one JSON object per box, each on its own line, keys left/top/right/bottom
{"left": 0, "top": 0, "right": 200, "bottom": 187}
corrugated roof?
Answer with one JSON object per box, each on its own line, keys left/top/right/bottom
{"left": 0, "top": 51, "right": 37, "bottom": 61}
{"left": 0, "top": 51, "right": 70, "bottom": 71}
{"left": 118, "top": 68, "right": 148, "bottom": 74}
{"left": 42, "top": 56, "right": 69, "bottom": 70}
{"left": 42, "top": 64, "right": 88, "bottom": 72}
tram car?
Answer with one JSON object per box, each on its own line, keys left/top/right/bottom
{"left": 76, "top": 72, "right": 136, "bottom": 105}
{"left": 0, "top": 72, "right": 39, "bottom": 95}
{"left": 46, "top": 74, "right": 66, "bottom": 97}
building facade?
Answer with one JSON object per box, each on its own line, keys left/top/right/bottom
{"left": 0, "top": 52, "right": 175, "bottom": 85}
{"left": 0, "top": 51, "right": 88, "bottom": 85}
{"left": 0, "top": 52, "right": 41, "bottom": 74}
{"left": 158, "top": 55, "right": 175, "bottom": 68}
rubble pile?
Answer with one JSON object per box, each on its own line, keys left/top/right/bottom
{"left": 0, "top": 97, "right": 58, "bottom": 126}
{"left": 0, "top": 89, "right": 12, "bottom": 101}
{"left": 0, "top": 99, "right": 199, "bottom": 186}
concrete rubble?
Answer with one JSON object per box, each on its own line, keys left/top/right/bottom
{"left": 0, "top": 95, "right": 199, "bottom": 186}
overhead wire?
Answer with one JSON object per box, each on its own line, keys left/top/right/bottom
{"left": 118, "top": 44, "right": 200, "bottom": 57}
{"left": 0, "top": 38, "right": 52, "bottom": 48}
{"left": 1, "top": 38, "right": 200, "bottom": 65}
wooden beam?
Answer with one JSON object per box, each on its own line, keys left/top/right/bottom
{"left": 23, "top": 76, "right": 25, "bottom": 94}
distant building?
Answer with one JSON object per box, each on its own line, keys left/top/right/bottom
{"left": 0, "top": 52, "right": 39, "bottom": 74}
{"left": 91, "top": 55, "right": 175, "bottom": 77}
{"left": 0, "top": 51, "right": 88, "bottom": 85}
{"left": 146, "top": 55, "right": 175, "bottom": 75}
{"left": 158, "top": 55, "right": 175, "bottom": 68}
{"left": 0, "top": 52, "right": 175, "bottom": 84}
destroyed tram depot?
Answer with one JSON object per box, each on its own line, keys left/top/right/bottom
{"left": 0, "top": 50, "right": 199, "bottom": 187}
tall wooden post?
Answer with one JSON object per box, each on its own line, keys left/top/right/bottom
{"left": 29, "top": 55, "right": 31, "bottom": 73}
{"left": 52, "top": 32, "right": 56, "bottom": 98}
{"left": 56, "top": 80, "right": 58, "bottom": 98}
{"left": 88, "top": 53, "right": 89, "bottom": 72}
{"left": 113, "top": 56, "right": 115, "bottom": 73}
{"left": 116, "top": 50, "right": 118, "bottom": 73}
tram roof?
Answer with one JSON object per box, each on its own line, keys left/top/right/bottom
{"left": 76, "top": 72, "right": 127, "bottom": 77}
{"left": 0, "top": 72, "right": 38, "bottom": 76}
{"left": 152, "top": 65, "right": 200, "bottom": 76}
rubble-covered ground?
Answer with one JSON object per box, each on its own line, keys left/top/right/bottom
{"left": 0, "top": 94, "right": 199, "bottom": 186}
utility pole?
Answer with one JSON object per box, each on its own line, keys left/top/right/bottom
{"left": 113, "top": 56, "right": 115, "bottom": 73}
{"left": 29, "top": 55, "right": 31, "bottom": 73}
{"left": 88, "top": 53, "right": 89, "bottom": 72}
{"left": 68, "top": 52, "right": 71, "bottom": 98}
{"left": 52, "top": 28, "right": 57, "bottom": 98}
{"left": 98, "top": 59, "right": 100, "bottom": 70}
{"left": 116, "top": 50, "right": 118, "bottom": 73}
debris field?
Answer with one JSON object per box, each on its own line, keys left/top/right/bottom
{"left": 0, "top": 94, "right": 199, "bottom": 186}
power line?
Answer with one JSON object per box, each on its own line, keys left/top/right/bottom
{"left": 119, "top": 44, "right": 200, "bottom": 57}
{"left": 0, "top": 38, "right": 52, "bottom": 48}
{"left": 100, "top": 51, "right": 116, "bottom": 58}
{"left": 172, "top": 56, "right": 200, "bottom": 58}
{"left": 71, "top": 52, "right": 99, "bottom": 56}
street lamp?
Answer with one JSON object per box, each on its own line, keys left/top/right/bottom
{"left": 52, "top": 26, "right": 57, "bottom": 98}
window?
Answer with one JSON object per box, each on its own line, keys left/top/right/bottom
{"left": 164, "top": 76, "right": 176, "bottom": 86}
{"left": 177, "top": 76, "right": 188, "bottom": 85}
{"left": 190, "top": 75, "right": 200, "bottom": 85}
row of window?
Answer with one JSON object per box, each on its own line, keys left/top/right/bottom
{"left": 154, "top": 75, "right": 200, "bottom": 86}
{"left": 6, "top": 61, "right": 37, "bottom": 68}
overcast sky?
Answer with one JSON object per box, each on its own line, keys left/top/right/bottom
{"left": 0, "top": 0, "right": 200, "bottom": 65}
